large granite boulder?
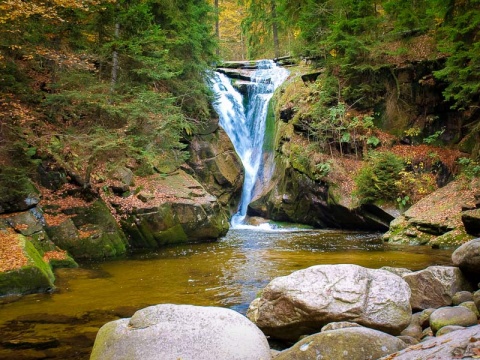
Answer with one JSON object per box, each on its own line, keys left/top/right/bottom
{"left": 90, "top": 304, "right": 272, "bottom": 360}
{"left": 246, "top": 264, "right": 412, "bottom": 341}
{"left": 452, "top": 238, "right": 480, "bottom": 280}
{"left": 275, "top": 327, "right": 408, "bottom": 360}
{"left": 403, "top": 266, "right": 473, "bottom": 311}
{"left": 378, "top": 325, "right": 480, "bottom": 360}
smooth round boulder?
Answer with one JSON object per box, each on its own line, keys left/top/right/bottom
{"left": 321, "top": 321, "right": 361, "bottom": 332}
{"left": 452, "top": 238, "right": 480, "bottom": 279}
{"left": 412, "top": 308, "right": 435, "bottom": 329}
{"left": 275, "top": 327, "right": 407, "bottom": 360}
{"left": 400, "top": 323, "right": 423, "bottom": 340}
{"left": 429, "top": 306, "right": 478, "bottom": 334}
{"left": 397, "top": 335, "right": 419, "bottom": 345}
{"left": 378, "top": 325, "right": 480, "bottom": 360}
{"left": 436, "top": 325, "right": 465, "bottom": 337}
{"left": 459, "top": 301, "right": 480, "bottom": 317}
{"left": 247, "top": 264, "right": 412, "bottom": 341}
{"left": 90, "top": 304, "right": 272, "bottom": 360}
{"left": 474, "top": 290, "right": 480, "bottom": 311}
{"left": 452, "top": 291, "right": 473, "bottom": 305}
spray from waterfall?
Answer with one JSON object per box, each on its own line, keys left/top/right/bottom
{"left": 210, "top": 60, "right": 289, "bottom": 227}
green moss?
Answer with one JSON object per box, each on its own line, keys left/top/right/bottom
{"left": 48, "top": 256, "right": 78, "bottom": 269}
{"left": 430, "top": 228, "right": 474, "bottom": 249}
{"left": 263, "top": 98, "right": 277, "bottom": 153}
{"left": 47, "top": 201, "right": 128, "bottom": 260}
{"left": 153, "top": 224, "right": 189, "bottom": 245}
{"left": 72, "top": 227, "right": 128, "bottom": 259}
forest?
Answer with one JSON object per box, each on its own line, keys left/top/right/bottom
{"left": 0, "top": 0, "right": 478, "bottom": 200}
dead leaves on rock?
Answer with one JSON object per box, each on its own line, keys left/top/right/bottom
{"left": 0, "top": 229, "right": 28, "bottom": 272}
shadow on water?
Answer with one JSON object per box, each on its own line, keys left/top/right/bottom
{"left": 0, "top": 228, "right": 453, "bottom": 359}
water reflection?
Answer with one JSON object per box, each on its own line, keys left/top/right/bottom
{"left": 0, "top": 228, "right": 453, "bottom": 359}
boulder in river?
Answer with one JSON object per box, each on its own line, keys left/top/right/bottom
{"left": 378, "top": 324, "right": 480, "bottom": 360}
{"left": 90, "top": 304, "right": 272, "bottom": 360}
{"left": 246, "top": 264, "right": 412, "bottom": 341}
{"left": 402, "top": 266, "right": 473, "bottom": 311}
{"left": 452, "top": 238, "right": 480, "bottom": 280}
{"left": 274, "top": 327, "right": 408, "bottom": 360}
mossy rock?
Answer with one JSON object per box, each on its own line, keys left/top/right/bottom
{"left": 122, "top": 201, "right": 229, "bottom": 249}
{"left": 430, "top": 228, "right": 474, "bottom": 249}
{"left": 3, "top": 209, "right": 58, "bottom": 254}
{"left": 46, "top": 200, "right": 128, "bottom": 260}
{"left": 47, "top": 256, "right": 78, "bottom": 269}
{"left": 0, "top": 168, "right": 40, "bottom": 214}
{"left": 0, "top": 235, "right": 55, "bottom": 296}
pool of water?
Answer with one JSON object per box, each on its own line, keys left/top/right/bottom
{"left": 0, "top": 228, "right": 453, "bottom": 359}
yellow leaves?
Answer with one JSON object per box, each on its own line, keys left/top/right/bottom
{"left": 0, "top": 0, "right": 116, "bottom": 24}
{"left": 34, "top": 46, "right": 97, "bottom": 71}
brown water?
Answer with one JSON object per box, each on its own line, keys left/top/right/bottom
{"left": 0, "top": 228, "right": 453, "bottom": 359}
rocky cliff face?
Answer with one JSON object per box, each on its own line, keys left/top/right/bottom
{"left": 0, "top": 104, "right": 242, "bottom": 296}
{"left": 187, "top": 125, "right": 243, "bottom": 214}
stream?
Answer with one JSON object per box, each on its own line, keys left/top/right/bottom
{"left": 0, "top": 227, "right": 453, "bottom": 359}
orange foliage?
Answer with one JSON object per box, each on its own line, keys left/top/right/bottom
{"left": 0, "top": 229, "right": 28, "bottom": 272}
{"left": 43, "top": 249, "right": 68, "bottom": 262}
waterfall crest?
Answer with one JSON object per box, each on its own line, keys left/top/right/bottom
{"left": 210, "top": 60, "right": 289, "bottom": 227}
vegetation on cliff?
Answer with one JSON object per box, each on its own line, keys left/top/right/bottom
{"left": 0, "top": 0, "right": 217, "bottom": 190}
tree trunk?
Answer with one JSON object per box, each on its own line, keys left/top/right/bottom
{"left": 215, "top": 0, "right": 220, "bottom": 57}
{"left": 110, "top": 22, "right": 120, "bottom": 96}
{"left": 271, "top": 1, "right": 280, "bottom": 58}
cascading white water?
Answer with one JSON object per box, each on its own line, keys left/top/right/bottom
{"left": 210, "top": 60, "right": 289, "bottom": 227}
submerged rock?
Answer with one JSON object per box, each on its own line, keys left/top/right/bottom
{"left": 275, "top": 327, "right": 407, "bottom": 360}
{"left": 378, "top": 324, "right": 480, "bottom": 360}
{"left": 90, "top": 304, "right": 272, "bottom": 360}
{"left": 246, "top": 264, "right": 411, "bottom": 341}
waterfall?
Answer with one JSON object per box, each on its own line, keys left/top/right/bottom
{"left": 210, "top": 60, "right": 289, "bottom": 227}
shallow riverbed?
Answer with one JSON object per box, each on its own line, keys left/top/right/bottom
{"left": 0, "top": 228, "right": 453, "bottom": 359}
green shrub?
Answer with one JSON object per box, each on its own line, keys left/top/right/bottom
{"left": 355, "top": 152, "right": 404, "bottom": 204}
